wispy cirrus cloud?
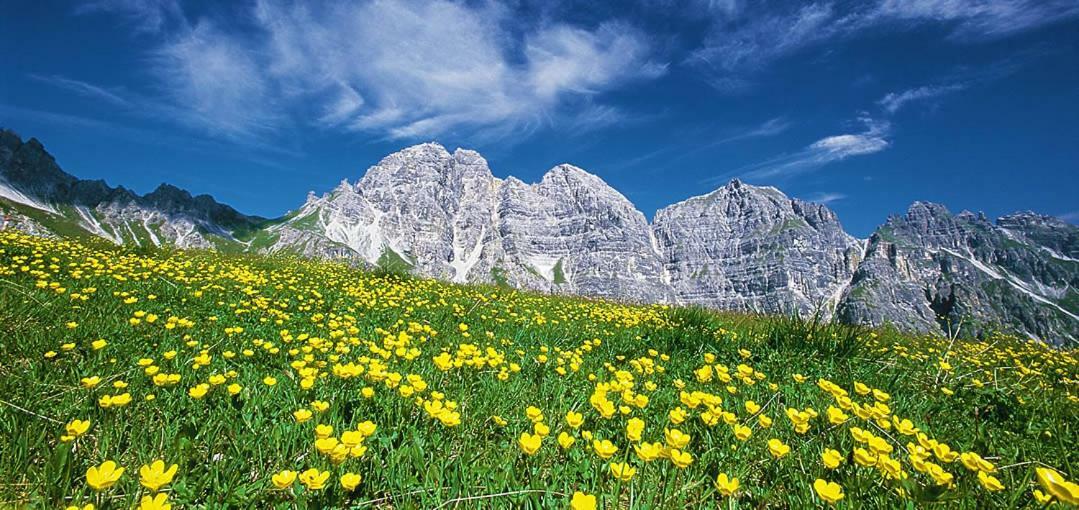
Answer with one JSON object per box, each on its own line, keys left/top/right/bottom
{"left": 878, "top": 83, "right": 967, "bottom": 113}
{"left": 0, "top": 103, "right": 300, "bottom": 166}
{"left": 876, "top": 53, "right": 1033, "bottom": 114}
{"left": 151, "top": 19, "right": 284, "bottom": 139}
{"left": 716, "top": 117, "right": 792, "bottom": 144}
{"left": 0, "top": 104, "right": 122, "bottom": 132}
{"left": 608, "top": 116, "right": 792, "bottom": 173}
{"left": 71, "top": 0, "right": 666, "bottom": 143}
{"left": 801, "top": 191, "right": 848, "bottom": 205}
{"left": 870, "top": 0, "right": 1079, "bottom": 40}
{"left": 705, "top": 116, "right": 890, "bottom": 183}
{"left": 75, "top": 0, "right": 186, "bottom": 33}
{"left": 28, "top": 74, "right": 133, "bottom": 107}
{"left": 28, "top": 71, "right": 297, "bottom": 153}
{"left": 690, "top": 3, "right": 840, "bottom": 74}
{"left": 690, "top": 0, "right": 1079, "bottom": 87}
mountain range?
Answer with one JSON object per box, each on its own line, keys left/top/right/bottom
{"left": 2, "top": 129, "right": 1076, "bottom": 345}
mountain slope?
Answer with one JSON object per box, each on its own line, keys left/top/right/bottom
{"left": 2, "top": 130, "right": 1075, "bottom": 344}
{"left": 836, "top": 203, "right": 1079, "bottom": 344}
{"left": 0, "top": 129, "right": 263, "bottom": 249}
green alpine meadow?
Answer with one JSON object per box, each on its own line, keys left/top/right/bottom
{"left": 0, "top": 230, "right": 1076, "bottom": 508}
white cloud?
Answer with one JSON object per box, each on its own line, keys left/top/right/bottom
{"left": 744, "top": 117, "right": 792, "bottom": 138}
{"left": 75, "top": 0, "right": 665, "bottom": 142}
{"left": 28, "top": 74, "right": 133, "bottom": 107}
{"left": 691, "top": 3, "right": 840, "bottom": 72}
{"left": 691, "top": 0, "right": 1079, "bottom": 81}
{"left": 76, "top": 0, "right": 185, "bottom": 33}
{"left": 878, "top": 83, "right": 966, "bottom": 113}
{"left": 715, "top": 116, "right": 890, "bottom": 181}
{"left": 525, "top": 23, "right": 666, "bottom": 101}
{"left": 706, "top": 116, "right": 792, "bottom": 146}
{"left": 810, "top": 134, "right": 889, "bottom": 158}
{"left": 870, "top": 0, "right": 1079, "bottom": 40}
{"left": 563, "top": 104, "right": 633, "bottom": 134}
{"left": 802, "top": 192, "right": 848, "bottom": 205}
{"left": 152, "top": 20, "right": 283, "bottom": 139}
{"left": 606, "top": 115, "right": 791, "bottom": 173}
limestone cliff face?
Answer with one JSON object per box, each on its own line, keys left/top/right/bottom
{"left": 494, "top": 164, "right": 672, "bottom": 302}
{"left": 268, "top": 143, "right": 672, "bottom": 303}
{"left": 652, "top": 179, "right": 862, "bottom": 318}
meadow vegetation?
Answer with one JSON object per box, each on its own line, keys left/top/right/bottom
{"left": 0, "top": 231, "right": 1076, "bottom": 509}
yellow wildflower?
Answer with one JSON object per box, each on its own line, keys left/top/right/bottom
{"left": 86, "top": 460, "right": 124, "bottom": 491}
{"left": 299, "top": 468, "right": 330, "bottom": 490}
{"left": 814, "top": 479, "right": 844, "bottom": 505}
{"left": 139, "top": 460, "right": 178, "bottom": 492}
{"left": 610, "top": 461, "right": 636, "bottom": 481}
{"left": 715, "top": 473, "right": 739, "bottom": 497}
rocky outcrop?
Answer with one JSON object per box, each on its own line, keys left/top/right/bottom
{"left": 495, "top": 164, "right": 672, "bottom": 302}
{"left": 835, "top": 203, "right": 1079, "bottom": 345}
{"left": 653, "top": 179, "right": 862, "bottom": 318}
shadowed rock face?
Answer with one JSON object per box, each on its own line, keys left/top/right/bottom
{"left": 835, "top": 203, "right": 1079, "bottom": 345}
{"left": 2, "top": 131, "right": 1076, "bottom": 344}
{"left": 0, "top": 129, "right": 262, "bottom": 248}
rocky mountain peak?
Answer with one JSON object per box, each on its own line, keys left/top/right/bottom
{"left": 543, "top": 163, "right": 594, "bottom": 181}
{"left": 401, "top": 141, "right": 450, "bottom": 157}
{"left": 143, "top": 183, "right": 257, "bottom": 227}
{"left": 2, "top": 130, "right": 1075, "bottom": 344}
{"left": 839, "top": 197, "right": 1079, "bottom": 344}
{"left": 999, "top": 211, "right": 1074, "bottom": 229}
{"left": 653, "top": 180, "right": 860, "bottom": 318}
{"left": 538, "top": 164, "right": 637, "bottom": 211}
{"left": 903, "top": 200, "right": 952, "bottom": 222}
{"left": 660, "top": 180, "right": 824, "bottom": 240}
{"left": 0, "top": 129, "right": 78, "bottom": 200}
{"left": 356, "top": 141, "right": 488, "bottom": 193}
{"left": 452, "top": 147, "right": 485, "bottom": 164}
{"left": 331, "top": 179, "right": 355, "bottom": 194}
{"left": 144, "top": 183, "right": 193, "bottom": 204}
{"left": 998, "top": 211, "right": 1079, "bottom": 260}
{"left": 791, "top": 199, "right": 846, "bottom": 232}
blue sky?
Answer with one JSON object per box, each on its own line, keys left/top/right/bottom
{"left": 1, "top": 0, "right": 1077, "bottom": 236}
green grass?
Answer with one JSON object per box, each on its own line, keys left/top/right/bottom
{"left": 376, "top": 245, "right": 414, "bottom": 274}
{"left": 0, "top": 201, "right": 95, "bottom": 240}
{"left": 288, "top": 212, "right": 322, "bottom": 232}
{"left": 246, "top": 230, "right": 282, "bottom": 252}
{"left": 230, "top": 217, "right": 287, "bottom": 243}
{"left": 768, "top": 217, "right": 808, "bottom": 236}
{"left": 552, "top": 258, "right": 567, "bottom": 285}
{"left": 0, "top": 231, "right": 1076, "bottom": 509}
{"left": 490, "top": 266, "right": 511, "bottom": 288}
{"left": 1060, "top": 289, "right": 1079, "bottom": 316}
